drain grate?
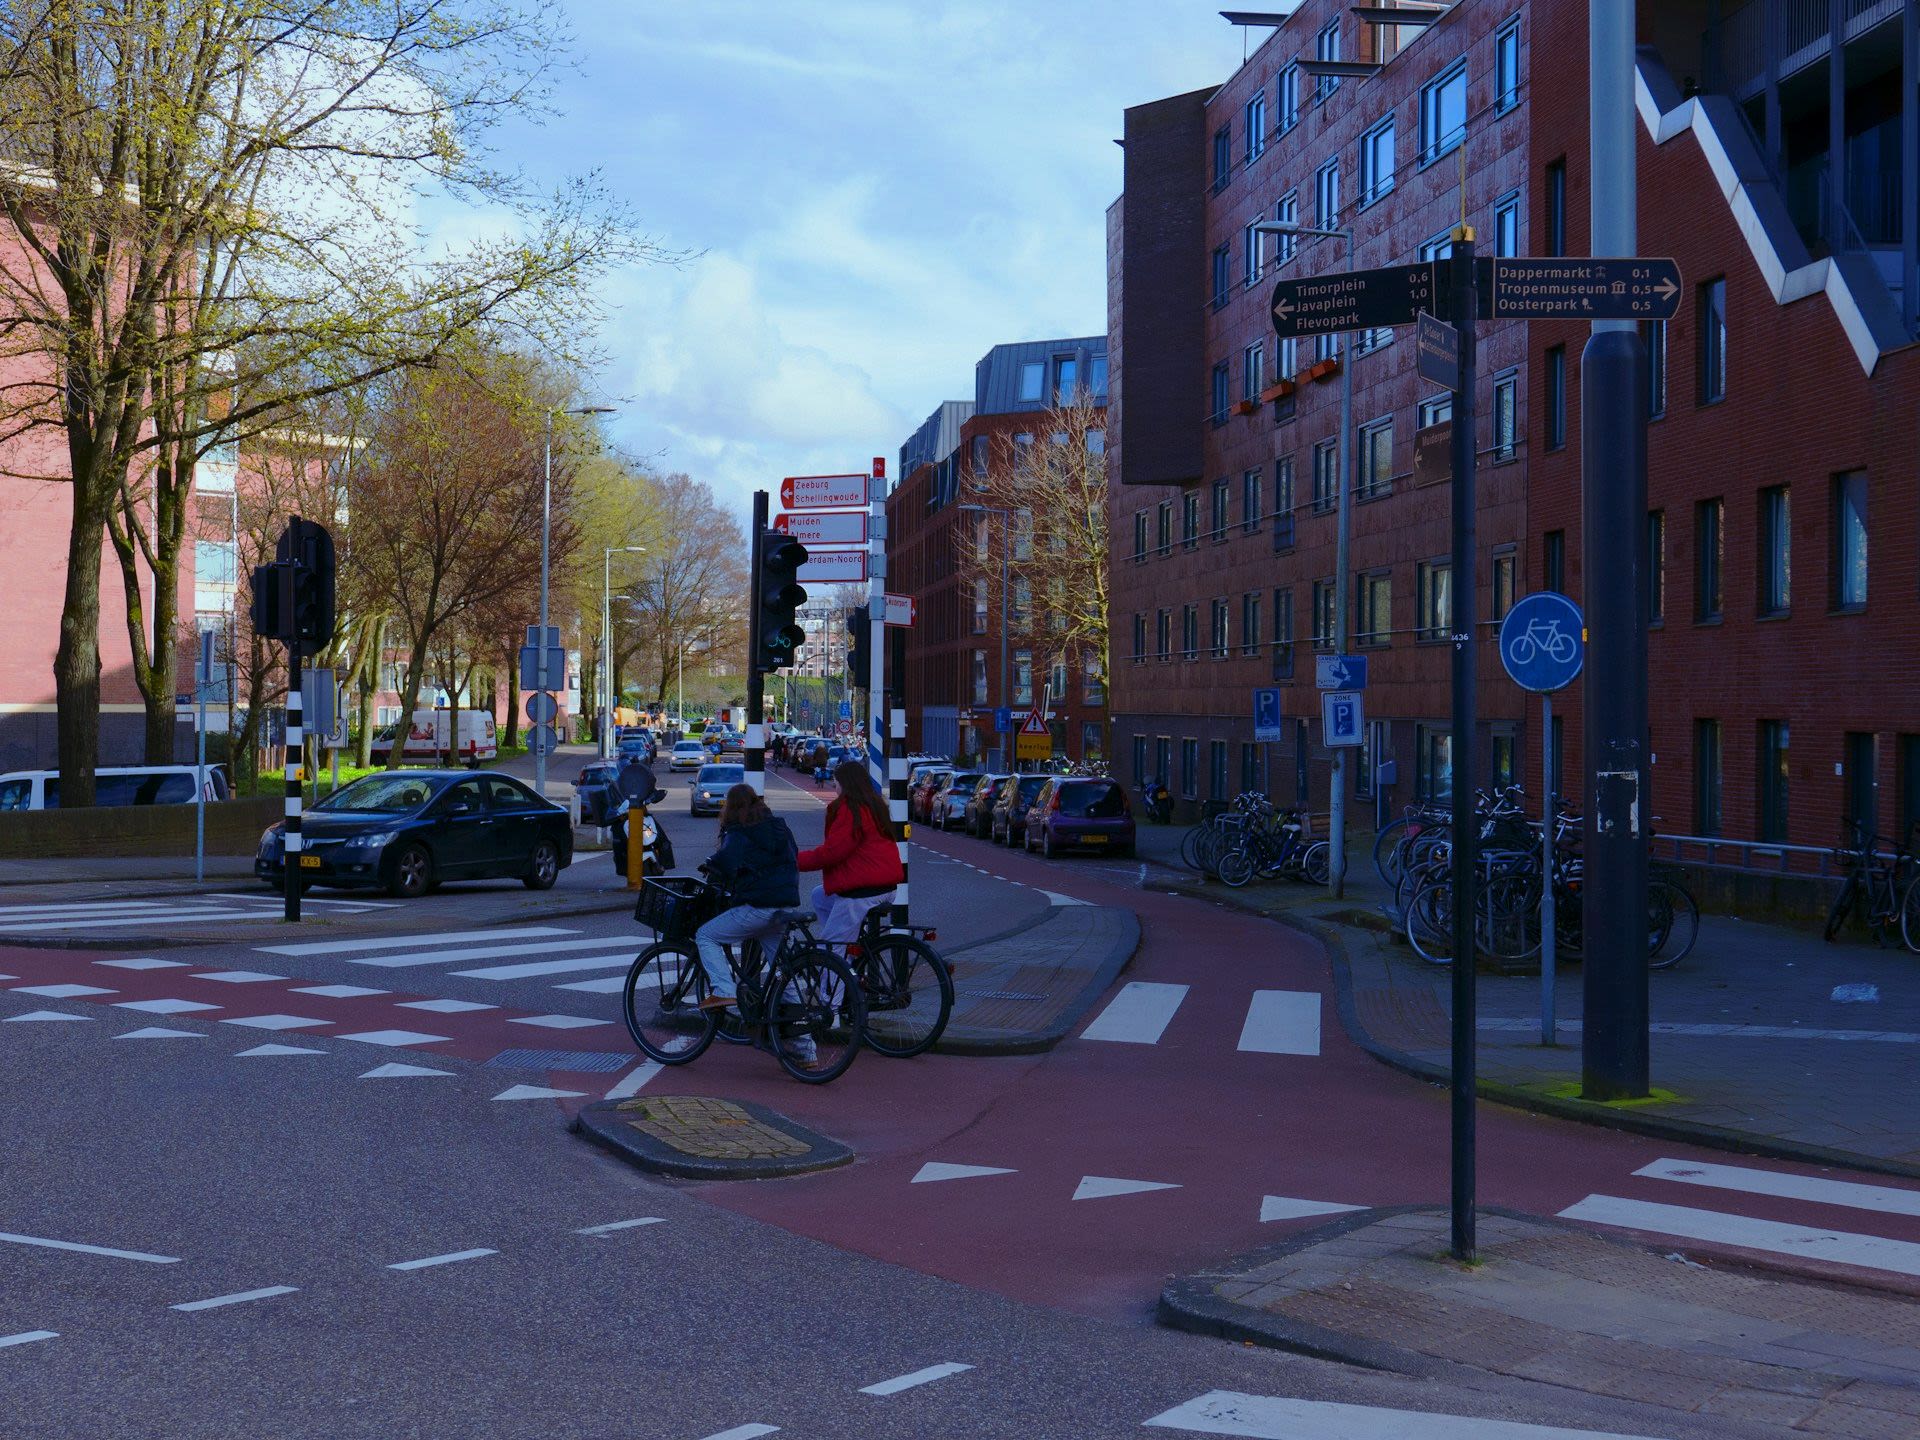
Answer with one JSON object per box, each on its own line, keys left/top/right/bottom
{"left": 957, "top": 989, "right": 1047, "bottom": 1003}
{"left": 485, "top": 1048, "right": 630, "bottom": 1073}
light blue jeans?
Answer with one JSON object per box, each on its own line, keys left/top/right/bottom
{"left": 811, "top": 887, "right": 895, "bottom": 949}
{"left": 694, "top": 904, "right": 785, "bottom": 999}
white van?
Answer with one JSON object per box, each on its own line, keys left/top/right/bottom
{"left": 368, "top": 709, "right": 499, "bottom": 767}
{"left": 0, "top": 765, "right": 230, "bottom": 812}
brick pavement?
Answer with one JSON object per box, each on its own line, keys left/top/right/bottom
{"left": 617, "top": 1095, "right": 810, "bottom": 1161}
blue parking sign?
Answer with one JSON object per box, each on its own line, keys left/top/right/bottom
{"left": 1252, "top": 688, "right": 1284, "bottom": 743}
{"left": 1321, "top": 691, "right": 1363, "bottom": 747}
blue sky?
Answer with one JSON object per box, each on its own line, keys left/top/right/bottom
{"left": 462, "top": 1, "right": 1253, "bottom": 520}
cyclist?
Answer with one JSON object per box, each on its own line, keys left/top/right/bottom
{"left": 693, "top": 785, "right": 801, "bottom": 1014}
{"left": 798, "top": 759, "right": 903, "bottom": 948}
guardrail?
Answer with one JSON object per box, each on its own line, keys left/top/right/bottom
{"left": 1653, "top": 832, "right": 1862, "bottom": 880}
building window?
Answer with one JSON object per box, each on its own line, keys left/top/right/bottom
{"left": 1494, "top": 189, "right": 1521, "bottom": 257}
{"left": 1243, "top": 220, "right": 1263, "bottom": 287}
{"left": 1417, "top": 724, "right": 1453, "bottom": 803}
{"left": 1494, "top": 14, "right": 1522, "bottom": 111}
{"left": 1089, "top": 354, "right": 1108, "bottom": 395}
{"left": 1315, "top": 157, "right": 1340, "bottom": 227}
{"left": 1647, "top": 510, "right": 1666, "bottom": 624}
{"left": 1053, "top": 355, "right": 1078, "bottom": 402}
{"left": 1132, "top": 735, "right": 1148, "bottom": 786}
{"left": 1359, "top": 117, "right": 1394, "bottom": 204}
{"left": 1210, "top": 362, "right": 1229, "bottom": 426}
{"left": 1695, "top": 497, "right": 1723, "bottom": 621}
{"left": 1132, "top": 613, "right": 1146, "bottom": 664}
{"left": 1757, "top": 720, "right": 1789, "bottom": 843}
{"left": 1694, "top": 719, "right": 1723, "bottom": 836}
{"left": 971, "top": 651, "right": 988, "bottom": 704}
{"left": 1211, "top": 478, "right": 1230, "bottom": 539}
{"left": 1358, "top": 417, "right": 1393, "bottom": 499}
{"left": 1210, "top": 598, "right": 1229, "bottom": 658}
{"left": 1492, "top": 369, "right": 1518, "bottom": 459}
{"left": 1315, "top": 20, "right": 1341, "bottom": 100}
{"left": 1245, "top": 89, "right": 1267, "bottom": 162}
{"left": 1242, "top": 468, "right": 1262, "bottom": 531}
{"left": 1311, "top": 439, "right": 1338, "bottom": 514}
{"left": 1019, "top": 361, "right": 1043, "bottom": 402}
{"left": 1242, "top": 341, "right": 1263, "bottom": 400}
{"left": 1357, "top": 570, "right": 1391, "bottom": 647}
{"left": 1133, "top": 510, "right": 1147, "bottom": 561}
{"left": 1241, "top": 591, "right": 1261, "bottom": 655}
{"left": 1209, "top": 741, "right": 1229, "bottom": 802}
{"left": 1545, "top": 345, "right": 1566, "bottom": 449}
{"left": 972, "top": 577, "right": 989, "bottom": 635}
{"left": 1831, "top": 469, "right": 1867, "bottom": 610}
{"left": 1013, "top": 649, "right": 1033, "bottom": 706}
{"left": 1845, "top": 732, "right": 1878, "bottom": 837}
{"left": 1211, "top": 244, "right": 1230, "bottom": 309}
{"left": 1156, "top": 608, "right": 1172, "bottom": 662}
{"left": 1697, "top": 277, "right": 1727, "bottom": 404}
{"left": 1491, "top": 730, "right": 1516, "bottom": 791}
{"left": 1181, "top": 604, "right": 1198, "bottom": 659}
{"left": 1758, "top": 485, "right": 1790, "bottom": 616}
{"left": 1316, "top": 330, "right": 1340, "bottom": 364}
{"left": 1273, "top": 458, "right": 1295, "bottom": 550}
{"left": 1277, "top": 63, "right": 1300, "bottom": 133}
{"left": 1420, "top": 60, "right": 1468, "bottom": 164}
{"left": 1181, "top": 738, "right": 1198, "bottom": 799}
{"left": 1156, "top": 499, "right": 1173, "bottom": 555}
{"left": 1312, "top": 579, "right": 1334, "bottom": 650}
{"left": 1416, "top": 561, "right": 1451, "bottom": 641}
{"left": 1420, "top": 231, "right": 1452, "bottom": 263}
{"left": 1012, "top": 577, "right": 1031, "bottom": 630}
{"left": 1182, "top": 491, "right": 1199, "bottom": 549}
{"left": 1643, "top": 319, "right": 1667, "bottom": 418}
{"left": 1272, "top": 589, "right": 1294, "bottom": 679}
{"left": 1274, "top": 192, "right": 1298, "bottom": 263}
{"left": 1157, "top": 736, "right": 1173, "bottom": 793}
{"left": 1418, "top": 394, "right": 1452, "bottom": 430}
{"left": 1212, "top": 126, "right": 1231, "bottom": 192}
{"left": 1242, "top": 742, "right": 1263, "bottom": 796}
{"left": 1491, "top": 547, "right": 1516, "bottom": 621}
{"left": 1544, "top": 529, "right": 1565, "bottom": 594}
{"left": 1545, "top": 158, "right": 1565, "bottom": 256}
{"left": 1049, "top": 655, "right": 1068, "bottom": 701}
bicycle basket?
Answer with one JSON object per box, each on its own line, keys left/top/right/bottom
{"left": 635, "top": 876, "right": 719, "bottom": 939}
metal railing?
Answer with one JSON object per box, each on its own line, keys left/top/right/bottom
{"left": 1653, "top": 831, "right": 1897, "bottom": 879}
{"left": 1707, "top": 0, "right": 1903, "bottom": 95}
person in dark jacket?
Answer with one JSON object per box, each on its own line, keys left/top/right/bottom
{"left": 694, "top": 785, "right": 800, "bottom": 1009}
{"left": 798, "top": 760, "right": 904, "bottom": 947}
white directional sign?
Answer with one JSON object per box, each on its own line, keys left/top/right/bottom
{"left": 883, "top": 592, "right": 916, "bottom": 628}
{"left": 780, "top": 473, "right": 868, "bottom": 510}
{"left": 774, "top": 510, "right": 867, "bottom": 545}
{"left": 796, "top": 549, "right": 868, "bottom": 585}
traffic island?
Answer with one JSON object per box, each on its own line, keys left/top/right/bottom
{"left": 1160, "top": 1206, "right": 1920, "bottom": 1436}
{"left": 573, "top": 1094, "right": 853, "bottom": 1181}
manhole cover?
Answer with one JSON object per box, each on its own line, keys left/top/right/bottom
{"left": 485, "top": 1048, "right": 629, "bottom": 1073}
{"left": 958, "top": 989, "right": 1047, "bottom": 1002}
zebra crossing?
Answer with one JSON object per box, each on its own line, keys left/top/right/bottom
{"left": 0, "top": 892, "right": 387, "bottom": 934}
{"left": 1078, "top": 980, "right": 1322, "bottom": 1056}
{"left": 255, "top": 925, "right": 641, "bottom": 998}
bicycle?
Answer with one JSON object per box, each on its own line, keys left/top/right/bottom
{"left": 1824, "top": 822, "right": 1916, "bottom": 948}
{"left": 838, "top": 906, "right": 954, "bottom": 1059}
{"left": 622, "top": 877, "right": 868, "bottom": 1084}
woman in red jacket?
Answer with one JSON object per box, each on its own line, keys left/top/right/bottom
{"left": 798, "top": 759, "right": 904, "bottom": 946}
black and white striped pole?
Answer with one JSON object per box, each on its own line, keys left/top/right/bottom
{"left": 890, "top": 699, "right": 909, "bottom": 925}
{"left": 745, "top": 488, "right": 769, "bottom": 798}
{"left": 284, "top": 638, "right": 303, "bottom": 923}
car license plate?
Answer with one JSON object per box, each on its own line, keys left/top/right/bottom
{"left": 299, "top": 855, "right": 322, "bottom": 869}
{"left": 1081, "top": 835, "right": 1108, "bottom": 845}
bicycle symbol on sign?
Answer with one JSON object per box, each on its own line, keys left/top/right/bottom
{"left": 1506, "top": 616, "right": 1577, "bottom": 667}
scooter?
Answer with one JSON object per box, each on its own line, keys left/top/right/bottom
{"left": 1138, "top": 777, "right": 1172, "bottom": 824}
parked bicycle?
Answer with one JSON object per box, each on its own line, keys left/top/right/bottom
{"left": 1823, "top": 821, "right": 1920, "bottom": 951}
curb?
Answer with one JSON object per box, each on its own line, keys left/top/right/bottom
{"left": 572, "top": 1096, "right": 853, "bottom": 1181}
{"left": 1160, "top": 873, "right": 1920, "bottom": 1184}
{"left": 934, "top": 906, "right": 1142, "bottom": 1058}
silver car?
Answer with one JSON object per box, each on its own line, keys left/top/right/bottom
{"left": 690, "top": 763, "right": 744, "bottom": 817}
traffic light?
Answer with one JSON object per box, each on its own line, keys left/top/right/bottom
{"left": 846, "top": 605, "right": 870, "bottom": 691}
{"left": 249, "top": 561, "right": 291, "bottom": 643}
{"left": 277, "top": 517, "right": 337, "bottom": 652}
{"left": 755, "top": 530, "right": 808, "bottom": 673}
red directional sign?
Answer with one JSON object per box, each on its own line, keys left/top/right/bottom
{"left": 796, "top": 549, "right": 867, "bottom": 585}
{"left": 779, "top": 473, "right": 868, "bottom": 510}
{"left": 773, "top": 511, "right": 867, "bottom": 545}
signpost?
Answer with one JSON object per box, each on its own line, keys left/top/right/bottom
{"left": 797, "top": 550, "right": 868, "bottom": 585}
{"left": 1477, "top": 256, "right": 1682, "bottom": 320}
{"left": 1320, "top": 691, "right": 1363, "bottom": 747}
{"left": 1015, "top": 703, "right": 1051, "bottom": 762}
{"left": 779, "top": 473, "right": 868, "bottom": 510}
{"left": 194, "top": 629, "right": 214, "bottom": 882}
{"left": 882, "top": 592, "right": 916, "bottom": 628}
{"left": 774, "top": 510, "right": 867, "bottom": 545}
{"left": 1314, "top": 654, "right": 1368, "bottom": 691}
{"left": 1270, "top": 261, "right": 1438, "bottom": 337}
{"left": 1414, "top": 419, "right": 1453, "bottom": 487}
{"left": 1253, "top": 688, "right": 1284, "bottom": 744}
{"left": 1416, "top": 312, "right": 1461, "bottom": 389}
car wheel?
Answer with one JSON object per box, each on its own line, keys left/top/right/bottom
{"left": 387, "top": 843, "right": 432, "bottom": 900}
{"left": 524, "top": 839, "right": 560, "bottom": 891}
{"left": 1042, "top": 830, "right": 1056, "bottom": 859}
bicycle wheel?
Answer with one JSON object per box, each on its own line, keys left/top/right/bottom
{"left": 768, "top": 948, "right": 867, "bottom": 1084}
{"left": 1216, "top": 840, "right": 1256, "bottom": 888}
{"left": 1301, "top": 840, "right": 1330, "bottom": 886}
{"left": 1822, "top": 873, "right": 1859, "bottom": 942}
{"left": 1901, "top": 873, "right": 1920, "bottom": 954}
{"left": 1373, "top": 817, "right": 1412, "bottom": 888}
{"left": 1648, "top": 879, "right": 1699, "bottom": 970}
{"left": 1405, "top": 876, "right": 1455, "bottom": 966}
{"left": 1481, "top": 871, "right": 1542, "bottom": 964}
{"left": 858, "top": 935, "right": 953, "bottom": 1059}
{"left": 622, "top": 940, "right": 717, "bottom": 1065}
{"left": 1179, "top": 824, "right": 1208, "bottom": 872}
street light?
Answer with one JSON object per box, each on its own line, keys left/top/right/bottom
{"left": 537, "top": 403, "right": 616, "bottom": 797}
{"left": 1255, "top": 220, "right": 1353, "bottom": 897}
{"left": 600, "top": 545, "right": 646, "bottom": 758}
{"left": 958, "top": 503, "right": 1013, "bottom": 770}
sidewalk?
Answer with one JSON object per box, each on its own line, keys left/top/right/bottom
{"left": 1161, "top": 1207, "right": 1920, "bottom": 1439}
{"left": 1131, "top": 821, "right": 1920, "bottom": 1177}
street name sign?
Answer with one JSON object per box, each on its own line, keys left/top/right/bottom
{"left": 883, "top": 592, "right": 916, "bottom": 627}
{"left": 796, "top": 549, "right": 867, "bottom": 585}
{"left": 1414, "top": 419, "right": 1452, "bottom": 487}
{"left": 1315, "top": 654, "right": 1369, "bottom": 691}
{"left": 1477, "top": 257, "right": 1682, "bottom": 320}
{"left": 1416, "top": 311, "right": 1460, "bottom": 389}
{"left": 1271, "top": 262, "right": 1438, "bottom": 338}
{"left": 779, "top": 473, "right": 868, "bottom": 510}
{"left": 774, "top": 510, "right": 867, "bottom": 545}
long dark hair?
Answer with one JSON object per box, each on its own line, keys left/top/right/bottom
{"left": 830, "top": 760, "right": 892, "bottom": 840}
{"left": 718, "top": 784, "right": 771, "bottom": 833}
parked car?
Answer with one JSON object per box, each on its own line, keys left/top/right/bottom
{"left": 909, "top": 767, "right": 953, "bottom": 824}
{"left": 574, "top": 760, "right": 618, "bottom": 790}
{"left": 668, "top": 740, "right": 707, "bottom": 772}
{"left": 964, "top": 773, "right": 1012, "bottom": 837}
{"left": 255, "top": 770, "right": 572, "bottom": 898}
{"left": 0, "top": 764, "right": 228, "bottom": 812}
{"left": 1022, "top": 776, "right": 1134, "bottom": 858}
{"left": 690, "top": 763, "right": 744, "bottom": 817}
{"left": 368, "top": 709, "right": 498, "bottom": 766}
{"left": 990, "top": 773, "right": 1053, "bottom": 845}
{"left": 927, "top": 771, "right": 983, "bottom": 831}
{"left": 615, "top": 734, "right": 655, "bottom": 766}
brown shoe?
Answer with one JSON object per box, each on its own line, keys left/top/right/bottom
{"left": 698, "top": 994, "right": 737, "bottom": 1011}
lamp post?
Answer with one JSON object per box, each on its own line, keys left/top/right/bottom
{"left": 600, "top": 545, "right": 646, "bottom": 758}
{"left": 959, "top": 503, "right": 1013, "bottom": 769}
{"left": 537, "top": 403, "right": 615, "bottom": 797}
{"left": 1256, "top": 219, "right": 1353, "bottom": 897}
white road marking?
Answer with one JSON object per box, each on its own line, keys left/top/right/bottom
{"left": 1144, "top": 1391, "right": 1670, "bottom": 1438}
{"left": 113, "top": 998, "right": 219, "bottom": 1014}
{"left": 258, "top": 926, "right": 577, "bottom": 957}
{"left": 221, "top": 1014, "right": 331, "bottom": 1031}
{"left": 397, "top": 998, "right": 496, "bottom": 1013}
{"left": 11, "top": 983, "right": 115, "bottom": 999}
{"left": 115, "top": 1027, "right": 204, "bottom": 1040}
{"left": 96, "top": 958, "right": 189, "bottom": 970}
{"left": 387, "top": 1248, "right": 496, "bottom": 1271}
{"left": 603, "top": 1063, "right": 661, "bottom": 1100}
{"left": 576, "top": 1218, "right": 665, "bottom": 1236}
{"left": 1559, "top": 1194, "right": 1920, "bottom": 1278}
{"left": 235, "top": 1043, "right": 327, "bottom": 1057}
{"left": 291, "top": 984, "right": 389, "bottom": 998}
{"left": 191, "top": 971, "right": 285, "bottom": 984}
{"left": 697, "top": 1426, "right": 779, "bottom": 1440}
{"left": 557, "top": 975, "right": 629, "bottom": 994}
{"left": 1260, "top": 1196, "right": 1367, "bottom": 1223}
{"left": 2, "top": 1010, "right": 91, "bottom": 1023}
{"left": 1635, "top": 1157, "right": 1920, "bottom": 1218}
{"left": 0, "top": 901, "right": 180, "bottom": 917}
{"left": 508, "top": 1014, "right": 608, "bottom": 1030}
{"left": 0, "top": 912, "right": 240, "bottom": 933}
{"left": 1073, "top": 1176, "right": 1181, "bottom": 1201}
{"left": 336, "top": 1029, "right": 450, "bottom": 1047}
{"left": 359, "top": 1062, "right": 453, "bottom": 1078}
{"left": 354, "top": 938, "right": 625, "bottom": 971}
{"left": 1081, "top": 982, "right": 1188, "bottom": 1045}
{"left": 170, "top": 1285, "right": 299, "bottom": 1313}
{"left": 1236, "top": 990, "right": 1321, "bottom": 1056}
{"left": 858, "top": 1362, "right": 973, "bottom": 1395}
{"left": 911, "top": 1162, "right": 1015, "bottom": 1184}
{"left": 492, "top": 1084, "right": 585, "bottom": 1101}
{"left": 1039, "top": 890, "right": 1089, "bottom": 906}
{"left": 0, "top": 1330, "right": 58, "bottom": 1349}
{"left": 209, "top": 892, "right": 395, "bottom": 909}
{"left": 452, "top": 953, "right": 636, "bottom": 982}
{"left": 0, "top": 1230, "right": 180, "bottom": 1264}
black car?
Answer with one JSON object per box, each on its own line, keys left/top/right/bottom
{"left": 255, "top": 771, "right": 574, "bottom": 899}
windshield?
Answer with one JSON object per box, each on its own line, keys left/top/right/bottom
{"left": 315, "top": 774, "right": 440, "bottom": 813}
{"left": 1017, "top": 775, "right": 1052, "bottom": 800}
{"left": 1055, "top": 781, "right": 1126, "bottom": 818}
{"left": 948, "top": 773, "right": 982, "bottom": 790}
{"left": 673, "top": 742, "right": 704, "bottom": 754}
{"left": 697, "top": 766, "right": 743, "bottom": 784}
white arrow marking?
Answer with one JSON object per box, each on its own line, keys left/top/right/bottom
{"left": 1261, "top": 1196, "right": 1367, "bottom": 1223}
{"left": 235, "top": 1043, "right": 327, "bottom": 1058}
{"left": 491, "top": 1084, "right": 586, "bottom": 1102}
{"left": 1073, "top": 1175, "right": 1181, "bottom": 1201}
{"left": 358, "top": 1062, "right": 453, "bottom": 1079}
{"left": 911, "top": 1162, "right": 1016, "bottom": 1184}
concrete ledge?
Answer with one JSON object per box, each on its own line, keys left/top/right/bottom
{"left": 934, "top": 905, "right": 1141, "bottom": 1057}
{"left": 573, "top": 1095, "right": 853, "bottom": 1181}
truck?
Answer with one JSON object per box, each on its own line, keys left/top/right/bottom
{"left": 368, "top": 709, "right": 499, "bottom": 767}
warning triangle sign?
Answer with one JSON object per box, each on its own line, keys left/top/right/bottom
{"left": 1019, "top": 706, "right": 1048, "bottom": 735}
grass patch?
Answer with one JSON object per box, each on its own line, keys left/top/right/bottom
{"left": 1534, "top": 1081, "right": 1686, "bottom": 1109}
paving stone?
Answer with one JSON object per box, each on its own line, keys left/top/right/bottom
{"left": 1803, "top": 1401, "right": 1920, "bottom": 1439}
{"left": 1697, "top": 1387, "right": 1825, "bottom": 1427}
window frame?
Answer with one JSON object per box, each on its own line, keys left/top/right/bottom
{"left": 1211, "top": 244, "right": 1230, "bottom": 310}
{"left": 1209, "top": 361, "right": 1230, "bottom": 426}
{"left": 1212, "top": 126, "right": 1232, "bottom": 193}
{"left": 1314, "top": 157, "right": 1340, "bottom": 229}
{"left": 1311, "top": 438, "right": 1338, "bottom": 515}
{"left": 1643, "top": 318, "right": 1667, "bottom": 419}
{"left": 1757, "top": 719, "right": 1790, "bottom": 843}
{"left": 1757, "top": 484, "right": 1790, "bottom": 617}
{"left": 1416, "top": 559, "right": 1452, "bottom": 642}
{"left": 1493, "top": 189, "right": 1521, "bottom": 257}
{"left": 1545, "top": 344, "right": 1566, "bottom": 450}
{"left": 1695, "top": 497, "right": 1724, "bottom": 622}
{"left": 1242, "top": 467, "right": 1262, "bottom": 532}
{"left": 1244, "top": 89, "right": 1267, "bottom": 164}
{"left": 1356, "top": 569, "right": 1392, "bottom": 648}
{"left": 1271, "top": 588, "right": 1295, "bottom": 679}
{"left": 1545, "top": 158, "right": 1566, "bottom": 256}
{"left": 1694, "top": 718, "right": 1723, "bottom": 836}
{"left": 1357, "top": 416, "right": 1393, "bottom": 500}
{"left": 1831, "top": 470, "right": 1868, "bottom": 611}
{"left": 1494, "top": 14, "right": 1522, "bottom": 113}
{"left": 1697, "top": 277, "right": 1727, "bottom": 406}
{"left": 1646, "top": 509, "right": 1666, "bottom": 625}
{"left": 1240, "top": 591, "right": 1261, "bottom": 656}
{"left": 1358, "top": 116, "right": 1395, "bottom": 207}
{"left": 1242, "top": 340, "right": 1264, "bottom": 402}
{"left": 1419, "top": 60, "right": 1469, "bottom": 166}
{"left": 1491, "top": 368, "right": 1519, "bottom": 460}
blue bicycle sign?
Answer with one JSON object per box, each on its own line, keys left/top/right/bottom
{"left": 1498, "top": 591, "right": 1585, "bottom": 693}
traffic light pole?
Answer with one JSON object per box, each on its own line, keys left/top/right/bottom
{"left": 867, "top": 458, "right": 887, "bottom": 798}
{"left": 284, "top": 639, "right": 303, "bottom": 923}
{"left": 746, "top": 489, "right": 768, "bottom": 798}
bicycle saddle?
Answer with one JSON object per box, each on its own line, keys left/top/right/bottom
{"left": 771, "top": 908, "right": 817, "bottom": 926}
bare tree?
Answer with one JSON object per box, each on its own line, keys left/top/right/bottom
{"left": 624, "top": 474, "right": 748, "bottom": 706}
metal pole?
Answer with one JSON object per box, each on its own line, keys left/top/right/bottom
{"left": 1446, "top": 229, "right": 1480, "bottom": 1262}
{"left": 1540, "top": 692, "right": 1556, "bottom": 1045}
{"left": 1582, "top": 0, "right": 1652, "bottom": 1100}
{"left": 1903, "top": 0, "right": 1918, "bottom": 337}
{"left": 869, "top": 458, "right": 888, "bottom": 796}
{"left": 1329, "top": 238, "right": 1354, "bottom": 897}
{"left": 195, "top": 630, "right": 208, "bottom": 883}
{"left": 746, "top": 490, "right": 768, "bottom": 797}
{"left": 535, "top": 411, "right": 552, "bottom": 798}
{"left": 998, "top": 512, "right": 1010, "bottom": 770}
{"left": 284, "top": 640, "right": 303, "bottom": 923}
{"left": 601, "top": 547, "right": 613, "bottom": 759}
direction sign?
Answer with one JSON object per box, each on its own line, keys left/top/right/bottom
{"left": 883, "top": 592, "right": 916, "bottom": 628}
{"left": 779, "top": 473, "right": 869, "bottom": 510}
{"left": 1499, "top": 591, "right": 1586, "bottom": 694}
{"left": 1253, "top": 688, "right": 1284, "bottom": 744}
{"left": 518, "top": 643, "right": 567, "bottom": 693}
{"left": 1416, "top": 311, "right": 1460, "bottom": 389}
{"left": 774, "top": 510, "right": 867, "bottom": 545}
{"left": 796, "top": 549, "right": 867, "bottom": 585}
{"left": 1321, "top": 692, "right": 1364, "bottom": 748}
{"left": 526, "top": 723, "right": 561, "bottom": 758}
{"left": 1315, "top": 654, "right": 1368, "bottom": 691}
{"left": 1414, "top": 419, "right": 1452, "bottom": 487}
{"left": 1478, "top": 257, "right": 1682, "bottom": 320}
{"left": 526, "top": 691, "right": 558, "bottom": 725}
{"left": 1271, "top": 262, "right": 1438, "bottom": 338}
